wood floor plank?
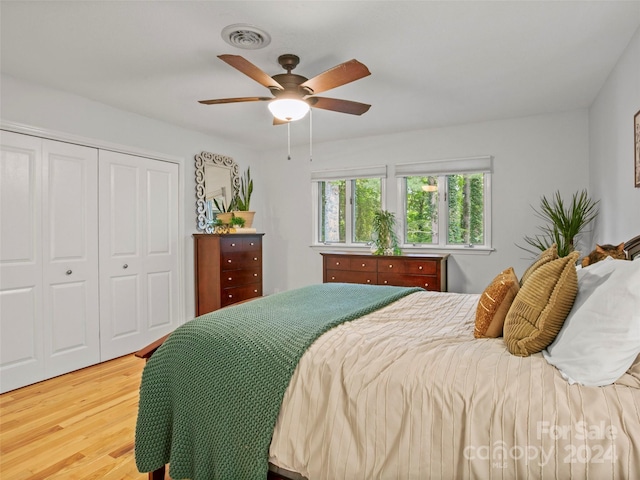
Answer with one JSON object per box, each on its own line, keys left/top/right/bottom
{"left": 0, "top": 355, "right": 152, "bottom": 480}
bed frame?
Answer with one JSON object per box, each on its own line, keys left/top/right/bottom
{"left": 135, "top": 234, "right": 640, "bottom": 480}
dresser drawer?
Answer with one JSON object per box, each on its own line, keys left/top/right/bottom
{"left": 221, "top": 284, "right": 262, "bottom": 307}
{"left": 221, "top": 251, "right": 262, "bottom": 270}
{"left": 325, "top": 269, "right": 377, "bottom": 285}
{"left": 378, "top": 258, "right": 437, "bottom": 275}
{"left": 221, "top": 269, "right": 261, "bottom": 288}
{"left": 378, "top": 273, "right": 438, "bottom": 290}
{"left": 220, "top": 235, "right": 262, "bottom": 252}
{"left": 323, "top": 255, "right": 350, "bottom": 271}
{"left": 348, "top": 257, "right": 377, "bottom": 272}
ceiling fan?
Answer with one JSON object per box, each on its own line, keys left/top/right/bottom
{"left": 198, "top": 54, "right": 371, "bottom": 123}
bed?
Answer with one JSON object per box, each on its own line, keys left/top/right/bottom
{"left": 135, "top": 235, "right": 640, "bottom": 480}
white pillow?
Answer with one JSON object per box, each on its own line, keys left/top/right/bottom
{"left": 543, "top": 258, "right": 640, "bottom": 386}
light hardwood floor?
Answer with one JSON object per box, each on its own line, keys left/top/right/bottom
{"left": 0, "top": 354, "right": 159, "bottom": 479}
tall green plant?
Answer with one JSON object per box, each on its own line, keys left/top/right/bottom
{"left": 520, "top": 189, "right": 599, "bottom": 257}
{"left": 234, "top": 167, "right": 253, "bottom": 211}
{"left": 372, "top": 210, "right": 401, "bottom": 255}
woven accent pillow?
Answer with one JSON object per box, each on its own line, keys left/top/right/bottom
{"left": 475, "top": 267, "right": 519, "bottom": 338}
{"left": 520, "top": 244, "right": 558, "bottom": 287}
{"left": 504, "top": 251, "right": 580, "bottom": 356}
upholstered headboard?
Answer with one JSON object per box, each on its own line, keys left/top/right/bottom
{"left": 624, "top": 234, "right": 640, "bottom": 260}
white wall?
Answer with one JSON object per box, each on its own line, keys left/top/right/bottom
{"left": 261, "top": 110, "right": 590, "bottom": 294}
{"left": 0, "top": 74, "right": 264, "bottom": 321}
{"left": 589, "top": 27, "right": 640, "bottom": 244}
{"left": 0, "top": 73, "right": 598, "bottom": 300}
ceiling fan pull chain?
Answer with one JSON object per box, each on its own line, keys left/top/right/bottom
{"left": 287, "top": 121, "right": 291, "bottom": 161}
{"left": 309, "top": 109, "right": 313, "bottom": 162}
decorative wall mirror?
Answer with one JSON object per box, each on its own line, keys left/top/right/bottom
{"left": 195, "top": 151, "right": 239, "bottom": 233}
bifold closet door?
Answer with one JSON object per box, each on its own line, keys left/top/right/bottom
{"left": 41, "top": 140, "right": 99, "bottom": 377}
{"left": 0, "top": 132, "right": 44, "bottom": 392}
{"left": 0, "top": 131, "right": 99, "bottom": 393}
{"left": 99, "top": 150, "right": 180, "bottom": 361}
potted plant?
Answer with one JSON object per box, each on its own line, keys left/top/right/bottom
{"left": 213, "top": 197, "right": 235, "bottom": 225}
{"left": 372, "top": 210, "right": 402, "bottom": 256}
{"left": 232, "top": 167, "right": 255, "bottom": 228}
{"left": 519, "top": 189, "right": 599, "bottom": 258}
{"left": 229, "top": 215, "right": 246, "bottom": 233}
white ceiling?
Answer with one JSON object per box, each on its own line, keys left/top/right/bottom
{"left": 1, "top": 1, "right": 639, "bottom": 150}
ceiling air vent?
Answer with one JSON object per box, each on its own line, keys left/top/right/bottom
{"left": 221, "top": 24, "right": 271, "bottom": 50}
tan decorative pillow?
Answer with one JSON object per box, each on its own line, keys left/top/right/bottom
{"left": 504, "top": 251, "right": 580, "bottom": 357}
{"left": 519, "top": 244, "right": 558, "bottom": 287}
{"left": 475, "top": 267, "right": 519, "bottom": 338}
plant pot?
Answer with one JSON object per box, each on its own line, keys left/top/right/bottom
{"left": 232, "top": 211, "right": 255, "bottom": 228}
{"left": 216, "top": 212, "right": 233, "bottom": 225}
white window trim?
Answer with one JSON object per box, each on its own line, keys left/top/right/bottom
{"left": 311, "top": 166, "right": 387, "bottom": 247}
{"left": 395, "top": 156, "right": 493, "bottom": 253}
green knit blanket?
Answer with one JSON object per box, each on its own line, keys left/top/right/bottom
{"left": 135, "top": 283, "right": 421, "bottom": 480}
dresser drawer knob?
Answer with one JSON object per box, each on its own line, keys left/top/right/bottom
{"left": 419, "top": 266, "right": 423, "bottom": 270}
{"left": 383, "top": 280, "right": 388, "bottom": 284}
{"left": 331, "top": 276, "right": 336, "bottom": 280}
{"left": 424, "top": 283, "right": 429, "bottom": 287}
{"left": 253, "top": 273, "right": 258, "bottom": 277}
{"left": 231, "top": 243, "right": 236, "bottom": 247}
{"left": 228, "top": 277, "right": 233, "bottom": 281}
{"left": 253, "top": 257, "right": 258, "bottom": 261}
{"left": 362, "top": 263, "right": 366, "bottom": 267}
{"left": 388, "top": 264, "right": 393, "bottom": 268}
{"left": 227, "top": 259, "right": 232, "bottom": 263}
{"left": 66, "top": 269, "right": 73, "bottom": 275}
{"left": 228, "top": 294, "right": 233, "bottom": 298}
{"left": 335, "top": 261, "right": 340, "bottom": 266}
{"left": 250, "top": 242, "right": 255, "bottom": 246}
{"left": 366, "top": 279, "right": 371, "bottom": 283}
{"left": 254, "top": 289, "right": 258, "bottom": 293}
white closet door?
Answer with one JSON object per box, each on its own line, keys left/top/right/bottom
{"left": 99, "top": 150, "right": 180, "bottom": 361}
{"left": 42, "top": 140, "right": 99, "bottom": 378}
{"left": 0, "top": 132, "right": 44, "bottom": 393}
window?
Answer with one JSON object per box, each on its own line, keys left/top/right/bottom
{"left": 313, "top": 166, "right": 386, "bottom": 245}
{"left": 397, "top": 156, "right": 492, "bottom": 249}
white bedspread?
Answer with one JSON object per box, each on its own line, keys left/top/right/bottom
{"left": 269, "top": 291, "right": 640, "bottom": 479}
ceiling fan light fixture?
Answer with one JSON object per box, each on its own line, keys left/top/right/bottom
{"left": 268, "top": 98, "right": 310, "bottom": 122}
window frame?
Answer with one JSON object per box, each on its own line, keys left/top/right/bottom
{"left": 396, "top": 156, "right": 493, "bottom": 252}
{"left": 311, "top": 165, "right": 387, "bottom": 247}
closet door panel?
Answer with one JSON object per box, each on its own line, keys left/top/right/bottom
{"left": 99, "top": 151, "right": 180, "bottom": 360}
{"left": 0, "top": 132, "right": 44, "bottom": 393}
{"left": 145, "top": 162, "right": 179, "bottom": 333}
{"left": 42, "top": 140, "right": 99, "bottom": 378}
{"left": 99, "top": 151, "right": 145, "bottom": 360}
{"left": 110, "top": 275, "right": 141, "bottom": 337}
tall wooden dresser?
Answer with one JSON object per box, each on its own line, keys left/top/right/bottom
{"left": 321, "top": 252, "right": 448, "bottom": 292}
{"left": 193, "top": 233, "right": 264, "bottom": 316}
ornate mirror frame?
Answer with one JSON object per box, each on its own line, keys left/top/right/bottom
{"left": 195, "top": 151, "right": 240, "bottom": 233}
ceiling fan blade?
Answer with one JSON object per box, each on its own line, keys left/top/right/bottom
{"left": 198, "top": 96, "right": 271, "bottom": 105}
{"left": 218, "top": 54, "right": 283, "bottom": 91}
{"left": 309, "top": 97, "right": 371, "bottom": 116}
{"left": 300, "top": 59, "right": 370, "bottom": 95}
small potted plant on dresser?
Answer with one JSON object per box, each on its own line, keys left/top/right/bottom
{"left": 232, "top": 167, "right": 255, "bottom": 229}
{"left": 372, "top": 210, "right": 402, "bottom": 255}
{"left": 229, "top": 215, "right": 246, "bottom": 233}
{"left": 213, "top": 197, "right": 235, "bottom": 226}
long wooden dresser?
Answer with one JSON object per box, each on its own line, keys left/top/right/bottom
{"left": 321, "top": 252, "right": 448, "bottom": 292}
{"left": 193, "top": 233, "right": 264, "bottom": 316}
